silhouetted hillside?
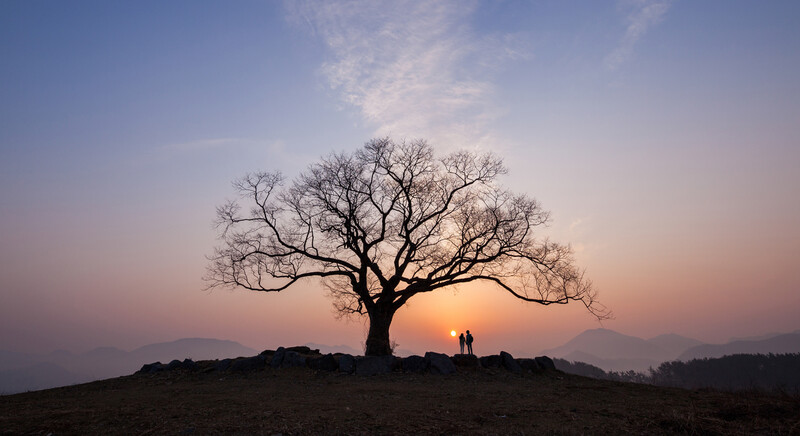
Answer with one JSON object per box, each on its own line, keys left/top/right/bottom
{"left": 678, "top": 333, "right": 800, "bottom": 360}
{"left": 3, "top": 359, "right": 798, "bottom": 434}
{"left": 556, "top": 353, "right": 800, "bottom": 394}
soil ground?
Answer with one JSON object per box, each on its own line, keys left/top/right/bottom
{"left": 2, "top": 365, "right": 799, "bottom": 435}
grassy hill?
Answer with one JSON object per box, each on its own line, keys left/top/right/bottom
{"left": 2, "top": 363, "right": 798, "bottom": 434}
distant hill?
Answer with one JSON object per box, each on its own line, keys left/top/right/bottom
{"left": 559, "top": 350, "right": 660, "bottom": 373}
{"left": 540, "top": 328, "right": 700, "bottom": 367}
{"left": 678, "top": 333, "right": 800, "bottom": 360}
{"left": 544, "top": 329, "right": 800, "bottom": 373}
{"left": 0, "top": 362, "right": 83, "bottom": 395}
{"left": 0, "top": 338, "right": 257, "bottom": 395}
{"left": 647, "top": 333, "right": 703, "bottom": 359}
{"left": 131, "top": 338, "right": 257, "bottom": 363}
{"left": 541, "top": 329, "right": 703, "bottom": 372}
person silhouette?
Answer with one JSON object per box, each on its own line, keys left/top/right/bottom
{"left": 458, "top": 333, "right": 465, "bottom": 354}
{"left": 466, "top": 330, "right": 474, "bottom": 355}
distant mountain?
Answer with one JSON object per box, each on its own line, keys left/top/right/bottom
{"left": 0, "top": 362, "right": 84, "bottom": 395}
{"left": 560, "top": 350, "right": 660, "bottom": 373}
{"left": 131, "top": 338, "right": 257, "bottom": 364}
{"left": 0, "top": 350, "right": 39, "bottom": 372}
{"left": 678, "top": 333, "right": 800, "bottom": 361}
{"left": 541, "top": 329, "right": 675, "bottom": 362}
{"left": 541, "top": 329, "right": 705, "bottom": 372}
{"left": 0, "top": 338, "right": 257, "bottom": 395}
{"left": 647, "top": 334, "right": 704, "bottom": 360}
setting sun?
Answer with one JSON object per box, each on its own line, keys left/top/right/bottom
{"left": 450, "top": 330, "right": 456, "bottom": 337}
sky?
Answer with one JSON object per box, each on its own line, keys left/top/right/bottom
{"left": 1, "top": 0, "right": 799, "bottom": 356}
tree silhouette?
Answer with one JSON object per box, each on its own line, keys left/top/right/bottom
{"left": 207, "top": 138, "right": 607, "bottom": 355}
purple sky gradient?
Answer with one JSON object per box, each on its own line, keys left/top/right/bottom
{"left": 1, "top": 0, "right": 799, "bottom": 355}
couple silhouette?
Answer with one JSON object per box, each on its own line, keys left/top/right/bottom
{"left": 458, "top": 330, "right": 474, "bottom": 355}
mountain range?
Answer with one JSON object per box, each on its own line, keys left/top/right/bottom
{"left": 0, "top": 338, "right": 256, "bottom": 395}
{"left": 4, "top": 329, "right": 799, "bottom": 394}
{"left": 541, "top": 328, "right": 800, "bottom": 372}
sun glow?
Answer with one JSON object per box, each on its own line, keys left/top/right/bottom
{"left": 450, "top": 330, "right": 456, "bottom": 337}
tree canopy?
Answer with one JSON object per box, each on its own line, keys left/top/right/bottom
{"left": 207, "top": 138, "right": 607, "bottom": 355}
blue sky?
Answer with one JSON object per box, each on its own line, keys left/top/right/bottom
{"left": 1, "top": 1, "right": 799, "bottom": 354}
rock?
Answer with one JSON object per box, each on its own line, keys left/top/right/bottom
{"left": 425, "top": 352, "right": 457, "bottom": 375}
{"left": 230, "top": 355, "right": 267, "bottom": 372}
{"left": 180, "top": 358, "right": 198, "bottom": 371}
{"left": 517, "top": 358, "right": 542, "bottom": 373}
{"left": 286, "top": 346, "right": 319, "bottom": 355}
{"left": 402, "top": 355, "right": 429, "bottom": 373}
{"left": 166, "top": 359, "right": 184, "bottom": 371}
{"left": 281, "top": 351, "right": 307, "bottom": 368}
{"left": 308, "top": 354, "right": 338, "bottom": 371}
{"left": 535, "top": 356, "right": 556, "bottom": 371}
{"left": 137, "top": 362, "right": 164, "bottom": 374}
{"left": 338, "top": 354, "right": 355, "bottom": 374}
{"left": 451, "top": 354, "right": 479, "bottom": 368}
{"left": 270, "top": 347, "right": 286, "bottom": 368}
{"left": 215, "top": 358, "right": 232, "bottom": 372}
{"left": 479, "top": 355, "right": 503, "bottom": 368}
{"left": 355, "top": 355, "right": 395, "bottom": 376}
{"left": 500, "top": 351, "right": 522, "bottom": 373}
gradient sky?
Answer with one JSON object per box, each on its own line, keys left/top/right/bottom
{"left": 2, "top": 0, "right": 799, "bottom": 356}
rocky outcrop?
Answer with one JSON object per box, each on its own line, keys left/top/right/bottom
{"left": 215, "top": 358, "right": 233, "bottom": 372}
{"left": 355, "top": 355, "right": 397, "bottom": 376}
{"left": 230, "top": 355, "right": 266, "bottom": 372}
{"left": 280, "top": 351, "right": 306, "bottom": 368}
{"left": 137, "top": 361, "right": 165, "bottom": 374}
{"left": 270, "top": 347, "right": 286, "bottom": 368}
{"left": 479, "top": 355, "right": 503, "bottom": 368}
{"left": 451, "top": 354, "right": 479, "bottom": 368}
{"left": 534, "top": 356, "right": 556, "bottom": 371}
{"left": 426, "top": 352, "right": 456, "bottom": 375}
{"left": 517, "top": 358, "right": 542, "bottom": 373}
{"left": 338, "top": 354, "right": 355, "bottom": 374}
{"left": 137, "top": 358, "right": 197, "bottom": 374}
{"left": 402, "top": 355, "right": 429, "bottom": 373}
{"left": 134, "top": 346, "right": 559, "bottom": 377}
{"left": 286, "top": 346, "right": 320, "bottom": 355}
{"left": 500, "top": 351, "right": 522, "bottom": 373}
{"left": 308, "top": 354, "right": 338, "bottom": 372}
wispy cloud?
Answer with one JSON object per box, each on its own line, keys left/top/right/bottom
{"left": 605, "top": 0, "right": 672, "bottom": 70}
{"left": 286, "top": 0, "right": 528, "bottom": 150}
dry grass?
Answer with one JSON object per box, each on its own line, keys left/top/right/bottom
{"left": 2, "top": 365, "right": 799, "bottom": 435}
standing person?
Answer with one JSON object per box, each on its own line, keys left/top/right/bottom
{"left": 458, "top": 332, "right": 465, "bottom": 354}
{"left": 466, "top": 330, "right": 474, "bottom": 355}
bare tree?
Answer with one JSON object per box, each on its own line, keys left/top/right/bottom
{"left": 207, "top": 138, "right": 608, "bottom": 356}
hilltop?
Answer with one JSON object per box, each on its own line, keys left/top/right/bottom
{"left": 1, "top": 353, "right": 798, "bottom": 434}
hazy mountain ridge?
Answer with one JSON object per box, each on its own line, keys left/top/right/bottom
{"left": 678, "top": 333, "right": 800, "bottom": 361}
{"left": 559, "top": 350, "right": 660, "bottom": 373}
{"left": 540, "top": 329, "right": 697, "bottom": 363}
{"left": 0, "top": 338, "right": 257, "bottom": 395}
{"left": 543, "top": 328, "right": 800, "bottom": 372}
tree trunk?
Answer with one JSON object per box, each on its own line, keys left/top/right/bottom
{"left": 364, "top": 305, "right": 395, "bottom": 356}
